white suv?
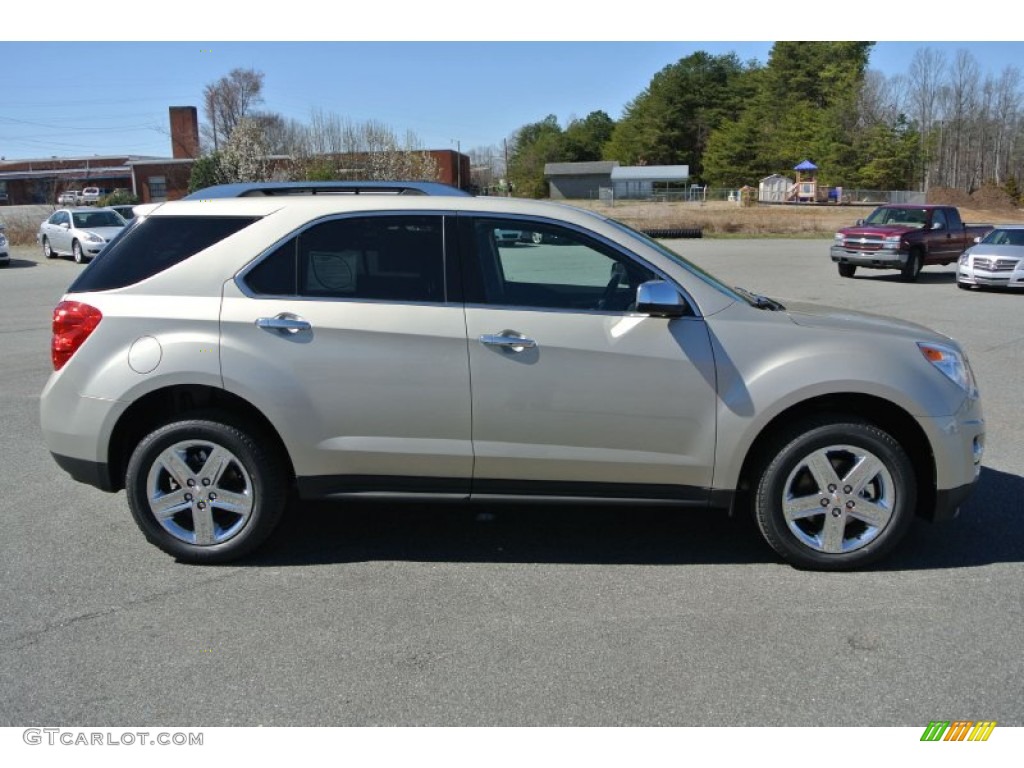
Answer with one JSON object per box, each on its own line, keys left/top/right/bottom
{"left": 40, "top": 196, "right": 985, "bottom": 568}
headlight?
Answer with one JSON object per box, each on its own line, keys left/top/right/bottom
{"left": 918, "top": 342, "right": 977, "bottom": 396}
{"left": 83, "top": 232, "right": 104, "bottom": 243}
{"left": 833, "top": 233, "right": 845, "bottom": 243}
{"left": 883, "top": 235, "right": 902, "bottom": 246}
{"left": 959, "top": 251, "right": 970, "bottom": 265}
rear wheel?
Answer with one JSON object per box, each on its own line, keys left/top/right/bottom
{"left": 753, "top": 416, "right": 916, "bottom": 570}
{"left": 125, "top": 419, "right": 289, "bottom": 563}
{"left": 838, "top": 263, "right": 856, "bottom": 278}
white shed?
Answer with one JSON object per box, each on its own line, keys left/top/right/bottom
{"left": 759, "top": 174, "right": 793, "bottom": 203}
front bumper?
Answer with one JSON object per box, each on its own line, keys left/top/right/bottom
{"left": 830, "top": 244, "right": 908, "bottom": 269}
{"left": 957, "top": 265, "right": 1024, "bottom": 288}
{"left": 918, "top": 392, "right": 985, "bottom": 521}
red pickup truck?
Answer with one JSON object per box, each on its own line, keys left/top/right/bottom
{"left": 830, "top": 205, "right": 991, "bottom": 282}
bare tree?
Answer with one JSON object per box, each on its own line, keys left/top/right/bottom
{"left": 202, "top": 68, "right": 266, "bottom": 152}
{"left": 907, "top": 47, "right": 947, "bottom": 191}
{"left": 285, "top": 110, "right": 440, "bottom": 182}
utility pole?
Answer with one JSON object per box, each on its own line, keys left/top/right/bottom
{"left": 452, "top": 139, "right": 461, "bottom": 189}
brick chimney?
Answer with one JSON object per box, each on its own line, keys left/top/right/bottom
{"left": 168, "top": 106, "right": 200, "bottom": 159}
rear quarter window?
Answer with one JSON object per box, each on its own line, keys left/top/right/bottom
{"left": 68, "top": 216, "right": 259, "bottom": 292}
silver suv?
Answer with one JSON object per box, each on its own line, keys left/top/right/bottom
{"left": 40, "top": 196, "right": 985, "bottom": 569}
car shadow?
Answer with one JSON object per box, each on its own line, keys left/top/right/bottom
{"left": 854, "top": 271, "right": 956, "bottom": 284}
{"left": 1, "top": 259, "right": 38, "bottom": 269}
{"left": 235, "top": 466, "right": 1023, "bottom": 571}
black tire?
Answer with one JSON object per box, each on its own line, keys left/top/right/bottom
{"left": 125, "top": 419, "right": 289, "bottom": 563}
{"left": 43, "top": 237, "right": 56, "bottom": 259}
{"left": 957, "top": 281, "right": 972, "bottom": 290}
{"left": 72, "top": 239, "right": 85, "bottom": 264}
{"left": 900, "top": 250, "right": 923, "bottom": 282}
{"left": 837, "top": 263, "right": 856, "bottom": 278}
{"left": 752, "top": 415, "right": 916, "bottom": 571}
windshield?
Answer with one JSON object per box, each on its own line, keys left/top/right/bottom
{"left": 980, "top": 228, "right": 1024, "bottom": 246}
{"left": 72, "top": 211, "right": 125, "bottom": 229}
{"left": 864, "top": 207, "right": 928, "bottom": 228}
{"left": 603, "top": 218, "right": 747, "bottom": 303}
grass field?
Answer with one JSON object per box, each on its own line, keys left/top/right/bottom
{"left": 565, "top": 199, "right": 1024, "bottom": 237}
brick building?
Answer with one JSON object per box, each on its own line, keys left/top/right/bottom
{"left": 0, "top": 106, "right": 470, "bottom": 205}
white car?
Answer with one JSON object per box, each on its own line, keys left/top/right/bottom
{"left": 58, "top": 190, "right": 82, "bottom": 206}
{"left": 957, "top": 225, "right": 1024, "bottom": 290}
{"left": 37, "top": 207, "right": 127, "bottom": 263}
{"left": 81, "top": 187, "right": 102, "bottom": 205}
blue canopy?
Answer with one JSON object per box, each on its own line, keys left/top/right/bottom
{"left": 794, "top": 160, "right": 818, "bottom": 171}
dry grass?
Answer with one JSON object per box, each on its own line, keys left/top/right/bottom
{"left": 564, "top": 199, "right": 1024, "bottom": 237}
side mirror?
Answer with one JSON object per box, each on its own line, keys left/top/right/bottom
{"left": 973, "top": 236, "right": 982, "bottom": 244}
{"left": 855, "top": 219, "right": 864, "bottom": 226}
{"left": 932, "top": 221, "right": 944, "bottom": 230}
{"left": 60, "top": 222, "right": 70, "bottom": 229}
{"left": 636, "top": 280, "right": 689, "bottom": 318}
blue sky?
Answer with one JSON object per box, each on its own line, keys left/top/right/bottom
{"left": 2, "top": 3, "right": 1020, "bottom": 161}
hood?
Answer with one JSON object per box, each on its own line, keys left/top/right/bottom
{"left": 783, "top": 300, "right": 947, "bottom": 341}
{"left": 77, "top": 226, "right": 125, "bottom": 241}
{"left": 838, "top": 224, "right": 917, "bottom": 238}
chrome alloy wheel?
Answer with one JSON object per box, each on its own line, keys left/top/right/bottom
{"left": 781, "top": 444, "right": 896, "bottom": 554}
{"left": 145, "top": 440, "right": 254, "bottom": 546}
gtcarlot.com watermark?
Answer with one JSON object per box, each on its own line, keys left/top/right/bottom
{"left": 23, "top": 728, "right": 203, "bottom": 747}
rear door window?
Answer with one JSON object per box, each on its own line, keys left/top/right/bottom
{"left": 243, "top": 214, "right": 447, "bottom": 303}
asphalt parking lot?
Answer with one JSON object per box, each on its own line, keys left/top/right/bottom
{"left": 0, "top": 239, "right": 1020, "bottom": 726}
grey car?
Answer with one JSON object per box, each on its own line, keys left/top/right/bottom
{"left": 38, "top": 207, "right": 127, "bottom": 263}
{"left": 39, "top": 196, "right": 985, "bottom": 569}
{"left": 0, "top": 225, "right": 9, "bottom": 267}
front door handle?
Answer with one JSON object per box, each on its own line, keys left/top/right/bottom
{"left": 256, "top": 314, "right": 312, "bottom": 334}
{"left": 479, "top": 331, "right": 537, "bottom": 352}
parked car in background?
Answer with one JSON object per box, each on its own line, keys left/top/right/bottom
{"left": 39, "top": 195, "right": 984, "bottom": 570}
{"left": 37, "top": 207, "right": 127, "bottom": 263}
{"left": 81, "top": 187, "right": 102, "bottom": 205}
{"left": 58, "top": 190, "right": 82, "bottom": 206}
{"left": 957, "top": 225, "right": 1024, "bottom": 291}
{"left": 0, "top": 224, "right": 9, "bottom": 267}
{"left": 831, "top": 205, "right": 991, "bottom": 282}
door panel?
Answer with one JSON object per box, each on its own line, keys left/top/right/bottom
{"left": 466, "top": 308, "right": 717, "bottom": 491}
{"left": 219, "top": 213, "right": 473, "bottom": 494}
{"left": 461, "top": 216, "right": 718, "bottom": 496}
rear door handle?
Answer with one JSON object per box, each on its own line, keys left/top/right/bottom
{"left": 256, "top": 314, "right": 311, "bottom": 334}
{"left": 479, "top": 331, "right": 537, "bottom": 352}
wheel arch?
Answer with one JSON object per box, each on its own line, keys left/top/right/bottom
{"left": 733, "top": 393, "right": 937, "bottom": 520}
{"left": 107, "top": 384, "right": 295, "bottom": 493}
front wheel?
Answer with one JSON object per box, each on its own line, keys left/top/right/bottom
{"left": 900, "top": 250, "right": 922, "bottom": 282}
{"left": 753, "top": 416, "right": 916, "bottom": 570}
{"left": 43, "top": 237, "right": 56, "bottom": 259}
{"left": 837, "top": 263, "right": 856, "bottom": 278}
{"left": 125, "top": 419, "right": 289, "bottom": 563}
{"left": 72, "top": 240, "right": 85, "bottom": 264}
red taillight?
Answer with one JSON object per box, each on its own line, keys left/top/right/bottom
{"left": 52, "top": 301, "right": 102, "bottom": 371}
